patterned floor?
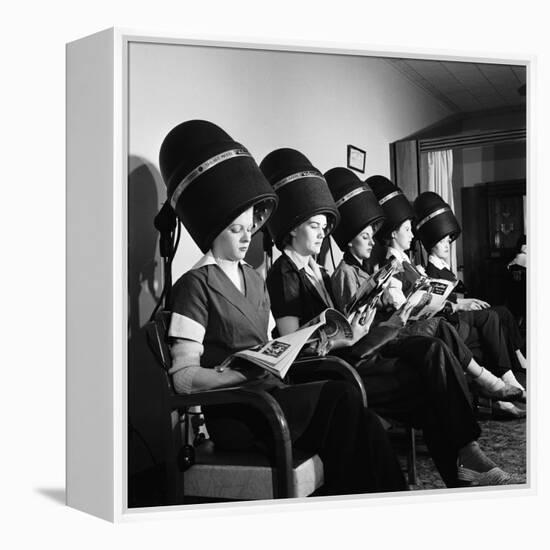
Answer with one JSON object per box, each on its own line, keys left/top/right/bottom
{"left": 397, "top": 414, "right": 527, "bottom": 491}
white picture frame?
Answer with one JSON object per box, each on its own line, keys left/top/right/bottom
{"left": 66, "top": 27, "right": 534, "bottom": 522}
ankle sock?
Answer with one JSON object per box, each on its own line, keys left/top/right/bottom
{"left": 515, "top": 350, "right": 527, "bottom": 370}
{"left": 470, "top": 366, "right": 505, "bottom": 392}
{"left": 493, "top": 400, "right": 516, "bottom": 412}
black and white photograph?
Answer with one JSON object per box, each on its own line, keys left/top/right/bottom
{"left": 125, "top": 38, "right": 529, "bottom": 508}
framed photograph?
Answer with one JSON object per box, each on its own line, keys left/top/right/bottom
{"left": 347, "top": 144, "right": 366, "bottom": 173}
{"left": 66, "top": 28, "right": 533, "bottom": 523}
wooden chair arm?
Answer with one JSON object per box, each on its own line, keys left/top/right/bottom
{"left": 169, "top": 387, "right": 291, "bottom": 445}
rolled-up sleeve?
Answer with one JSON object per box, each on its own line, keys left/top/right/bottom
{"left": 331, "top": 264, "right": 357, "bottom": 313}
{"left": 168, "top": 272, "right": 208, "bottom": 393}
{"left": 168, "top": 272, "right": 209, "bottom": 342}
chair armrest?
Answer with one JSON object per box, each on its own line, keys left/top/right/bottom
{"left": 169, "top": 386, "right": 291, "bottom": 444}
{"left": 168, "top": 386, "right": 295, "bottom": 498}
{"left": 289, "top": 356, "right": 367, "bottom": 407}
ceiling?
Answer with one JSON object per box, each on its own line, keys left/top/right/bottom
{"left": 386, "top": 58, "right": 526, "bottom": 114}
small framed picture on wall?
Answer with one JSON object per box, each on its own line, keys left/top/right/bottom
{"left": 347, "top": 144, "right": 366, "bottom": 173}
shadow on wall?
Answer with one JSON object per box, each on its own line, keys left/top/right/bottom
{"left": 128, "top": 156, "right": 170, "bottom": 506}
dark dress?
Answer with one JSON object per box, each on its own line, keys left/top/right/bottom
{"left": 426, "top": 260, "right": 525, "bottom": 371}
{"left": 169, "top": 258, "right": 406, "bottom": 495}
{"left": 267, "top": 251, "right": 481, "bottom": 487}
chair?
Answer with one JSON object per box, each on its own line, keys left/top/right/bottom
{"left": 145, "top": 311, "right": 368, "bottom": 504}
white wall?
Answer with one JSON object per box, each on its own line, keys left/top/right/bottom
{"left": 128, "top": 42, "right": 452, "bottom": 278}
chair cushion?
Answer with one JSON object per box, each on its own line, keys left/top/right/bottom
{"left": 183, "top": 442, "right": 324, "bottom": 500}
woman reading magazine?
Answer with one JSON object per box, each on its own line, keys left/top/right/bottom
{"left": 412, "top": 191, "right": 527, "bottom": 418}
{"left": 160, "top": 120, "right": 407, "bottom": 496}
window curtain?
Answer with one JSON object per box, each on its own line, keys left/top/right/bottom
{"left": 427, "top": 149, "right": 457, "bottom": 273}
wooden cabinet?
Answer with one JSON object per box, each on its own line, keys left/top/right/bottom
{"left": 461, "top": 180, "right": 525, "bottom": 305}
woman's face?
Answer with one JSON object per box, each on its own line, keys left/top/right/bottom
{"left": 431, "top": 235, "right": 451, "bottom": 261}
{"left": 391, "top": 219, "right": 413, "bottom": 252}
{"left": 211, "top": 207, "right": 253, "bottom": 261}
{"left": 349, "top": 225, "right": 375, "bottom": 260}
{"left": 291, "top": 214, "right": 327, "bottom": 256}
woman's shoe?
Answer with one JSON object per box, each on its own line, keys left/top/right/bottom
{"left": 457, "top": 465, "right": 523, "bottom": 486}
{"left": 476, "top": 382, "right": 523, "bottom": 402}
{"left": 492, "top": 402, "right": 526, "bottom": 420}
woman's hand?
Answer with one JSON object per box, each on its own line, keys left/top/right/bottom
{"left": 382, "top": 290, "right": 427, "bottom": 327}
{"left": 348, "top": 304, "right": 377, "bottom": 343}
{"left": 324, "top": 304, "right": 377, "bottom": 352}
{"left": 456, "top": 298, "right": 490, "bottom": 311}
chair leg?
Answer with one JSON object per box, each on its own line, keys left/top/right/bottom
{"left": 406, "top": 426, "right": 417, "bottom": 486}
{"left": 473, "top": 393, "right": 492, "bottom": 417}
{"left": 165, "top": 410, "right": 185, "bottom": 505}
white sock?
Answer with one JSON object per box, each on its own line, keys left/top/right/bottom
{"left": 493, "top": 400, "right": 516, "bottom": 412}
{"left": 469, "top": 366, "right": 505, "bottom": 392}
{"left": 501, "top": 370, "right": 525, "bottom": 391}
{"left": 515, "top": 350, "right": 527, "bottom": 369}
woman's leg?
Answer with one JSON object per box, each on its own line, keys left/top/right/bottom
{"left": 362, "top": 336, "right": 519, "bottom": 486}
{"left": 290, "top": 381, "right": 407, "bottom": 495}
{"left": 492, "top": 305, "right": 526, "bottom": 369}
{"left": 459, "top": 309, "right": 512, "bottom": 378}
{"left": 371, "top": 337, "right": 481, "bottom": 486}
{"left": 431, "top": 319, "right": 523, "bottom": 401}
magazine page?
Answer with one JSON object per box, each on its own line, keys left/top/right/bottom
{"left": 345, "top": 258, "right": 400, "bottom": 316}
{"left": 307, "top": 308, "right": 354, "bottom": 356}
{"left": 317, "top": 309, "right": 354, "bottom": 340}
{"left": 225, "top": 318, "right": 329, "bottom": 379}
{"left": 405, "top": 277, "right": 457, "bottom": 322}
{"left": 220, "top": 308, "right": 354, "bottom": 379}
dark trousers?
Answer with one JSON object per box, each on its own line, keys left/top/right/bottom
{"left": 353, "top": 335, "right": 481, "bottom": 487}
{"left": 492, "top": 305, "right": 525, "bottom": 369}
{"left": 205, "top": 380, "right": 407, "bottom": 496}
{"left": 399, "top": 317, "right": 474, "bottom": 371}
{"left": 455, "top": 309, "right": 513, "bottom": 377}
{"left": 432, "top": 318, "right": 474, "bottom": 369}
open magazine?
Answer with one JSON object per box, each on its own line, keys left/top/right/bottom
{"left": 400, "top": 276, "right": 457, "bottom": 322}
{"left": 218, "top": 309, "right": 353, "bottom": 379}
{"left": 344, "top": 258, "right": 400, "bottom": 316}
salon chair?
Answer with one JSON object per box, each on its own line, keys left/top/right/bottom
{"left": 145, "top": 311, "right": 369, "bottom": 504}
